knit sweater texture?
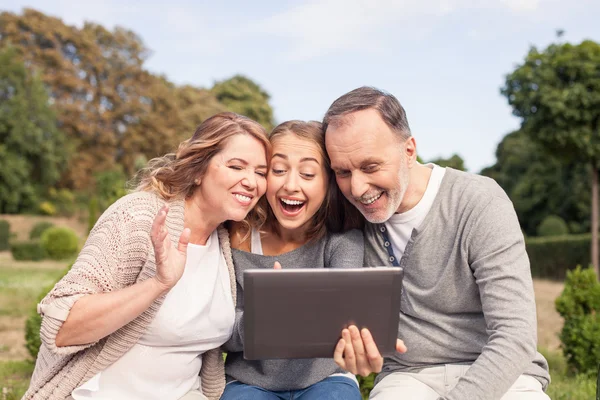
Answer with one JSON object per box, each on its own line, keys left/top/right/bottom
{"left": 24, "top": 191, "right": 236, "bottom": 400}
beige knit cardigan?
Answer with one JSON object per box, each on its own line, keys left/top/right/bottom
{"left": 23, "top": 191, "right": 237, "bottom": 400}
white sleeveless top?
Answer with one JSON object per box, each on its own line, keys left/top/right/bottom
{"left": 71, "top": 229, "right": 235, "bottom": 400}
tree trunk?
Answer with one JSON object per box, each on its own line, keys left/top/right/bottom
{"left": 592, "top": 161, "right": 599, "bottom": 280}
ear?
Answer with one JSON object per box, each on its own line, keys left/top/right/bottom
{"left": 404, "top": 137, "right": 417, "bottom": 167}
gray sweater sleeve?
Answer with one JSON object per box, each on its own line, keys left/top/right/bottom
{"left": 445, "top": 195, "right": 538, "bottom": 400}
{"left": 325, "top": 229, "right": 364, "bottom": 269}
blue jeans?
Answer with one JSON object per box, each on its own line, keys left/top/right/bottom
{"left": 220, "top": 376, "right": 361, "bottom": 400}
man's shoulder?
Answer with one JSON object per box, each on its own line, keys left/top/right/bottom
{"left": 442, "top": 168, "right": 510, "bottom": 205}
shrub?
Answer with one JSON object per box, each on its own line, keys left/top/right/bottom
{"left": 24, "top": 264, "right": 70, "bottom": 359}
{"left": 526, "top": 234, "right": 593, "bottom": 280}
{"left": 10, "top": 241, "right": 46, "bottom": 261}
{"left": 537, "top": 215, "right": 569, "bottom": 237}
{"left": 555, "top": 266, "right": 600, "bottom": 375}
{"left": 358, "top": 373, "right": 376, "bottom": 399}
{"left": 38, "top": 201, "right": 56, "bottom": 216}
{"left": 29, "top": 221, "right": 54, "bottom": 240}
{"left": 41, "top": 227, "right": 79, "bottom": 260}
{"left": 0, "top": 219, "right": 9, "bottom": 251}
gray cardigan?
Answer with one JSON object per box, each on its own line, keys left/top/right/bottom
{"left": 366, "top": 168, "right": 550, "bottom": 400}
{"left": 223, "top": 229, "right": 364, "bottom": 391}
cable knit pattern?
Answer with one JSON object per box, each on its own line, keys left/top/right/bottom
{"left": 24, "top": 191, "right": 236, "bottom": 400}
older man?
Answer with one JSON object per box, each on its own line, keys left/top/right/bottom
{"left": 325, "top": 87, "right": 550, "bottom": 400}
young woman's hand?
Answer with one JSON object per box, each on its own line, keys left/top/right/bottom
{"left": 151, "top": 205, "right": 191, "bottom": 292}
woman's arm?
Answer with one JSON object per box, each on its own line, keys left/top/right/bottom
{"left": 55, "top": 205, "right": 190, "bottom": 347}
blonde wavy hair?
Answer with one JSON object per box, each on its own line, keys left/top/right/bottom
{"left": 135, "top": 112, "right": 270, "bottom": 228}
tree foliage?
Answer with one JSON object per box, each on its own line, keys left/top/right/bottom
{"left": 0, "top": 9, "right": 276, "bottom": 195}
{"left": 0, "top": 46, "right": 68, "bottom": 213}
{"left": 429, "top": 154, "right": 466, "bottom": 171}
{"left": 502, "top": 39, "right": 600, "bottom": 276}
{"left": 212, "top": 75, "right": 275, "bottom": 130}
{"left": 481, "top": 130, "right": 590, "bottom": 236}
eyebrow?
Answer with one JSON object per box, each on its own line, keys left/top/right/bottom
{"left": 227, "top": 158, "right": 267, "bottom": 169}
{"left": 272, "top": 153, "right": 320, "bottom": 164}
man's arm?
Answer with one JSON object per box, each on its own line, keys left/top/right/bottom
{"left": 444, "top": 195, "right": 538, "bottom": 400}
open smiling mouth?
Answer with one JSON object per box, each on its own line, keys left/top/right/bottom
{"left": 279, "top": 198, "right": 305, "bottom": 215}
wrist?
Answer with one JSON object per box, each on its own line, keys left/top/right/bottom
{"left": 149, "top": 276, "right": 172, "bottom": 295}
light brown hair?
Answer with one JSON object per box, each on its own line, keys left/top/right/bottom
{"left": 135, "top": 112, "right": 271, "bottom": 228}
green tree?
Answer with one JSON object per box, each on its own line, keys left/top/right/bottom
{"left": 429, "top": 154, "right": 466, "bottom": 171}
{"left": 0, "top": 46, "right": 68, "bottom": 213}
{"left": 212, "top": 75, "right": 275, "bottom": 130}
{"left": 0, "top": 9, "right": 180, "bottom": 189}
{"left": 175, "top": 84, "right": 226, "bottom": 140}
{"left": 481, "top": 130, "right": 590, "bottom": 236}
{"left": 502, "top": 40, "right": 600, "bottom": 277}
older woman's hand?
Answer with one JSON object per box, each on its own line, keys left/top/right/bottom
{"left": 151, "top": 204, "right": 191, "bottom": 291}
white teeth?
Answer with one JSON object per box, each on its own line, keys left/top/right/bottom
{"left": 235, "top": 194, "right": 251, "bottom": 202}
{"left": 281, "top": 198, "right": 304, "bottom": 206}
{"left": 360, "top": 192, "right": 382, "bottom": 205}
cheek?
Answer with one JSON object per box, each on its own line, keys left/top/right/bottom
{"left": 335, "top": 177, "right": 351, "bottom": 195}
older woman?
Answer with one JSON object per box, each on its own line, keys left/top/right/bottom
{"left": 24, "top": 112, "right": 270, "bottom": 400}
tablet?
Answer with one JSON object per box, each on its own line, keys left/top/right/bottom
{"left": 243, "top": 267, "right": 403, "bottom": 360}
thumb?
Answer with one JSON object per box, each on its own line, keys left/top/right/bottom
{"left": 396, "top": 339, "right": 407, "bottom": 354}
{"left": 178, "top": 228, "right": 191, "bottom": 255}
{"left": 273, "top": 261, "right": 282, "bottom": 270}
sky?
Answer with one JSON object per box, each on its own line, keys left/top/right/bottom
{"left": 2, "top": 0, "right": 599, "bottom": 173}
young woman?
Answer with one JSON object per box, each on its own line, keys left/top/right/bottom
{"left": 25, "top": 112, "right": 270, "bottom": 400}
{"left": 222, "top": 120, "right": 364, "bottom": 400}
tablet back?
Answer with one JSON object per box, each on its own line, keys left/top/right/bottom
{"left": 243, "top": 267, "right": 403, "bottom": 360}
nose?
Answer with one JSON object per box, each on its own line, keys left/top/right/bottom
{"left": 283, "top": 172, "right": 299, "bottom": 192}
{"left": 241, "top": 170, "right": 257, "bottom": 190}
{"left": 350, "top": 172, "right": 369, "bottom": 199}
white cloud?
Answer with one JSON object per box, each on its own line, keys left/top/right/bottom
{"left": 251, "top": 0, "right": 560, "bottom": 60}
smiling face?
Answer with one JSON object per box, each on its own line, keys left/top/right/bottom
{"left": 194, "top": 133, "right": 268, "bottom": 223}
{"left": 325, "top": 108, "right": 413, "bottom": 223}
{"left": 266, "top": 133, "right": 329, "bottom": 236}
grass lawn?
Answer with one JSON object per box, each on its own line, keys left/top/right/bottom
{"left": 0, "top": 252, "right": 597, "bottom": 399}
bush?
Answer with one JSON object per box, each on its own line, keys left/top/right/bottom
{"left": 358, "top": 373, "right": 376, "bottom": 399}
{"left": 10, "top": 241, "right": 46, "bottom": 261}
{"left": 0, "top": 219, "right": 9, "bottom": 251}
{"left": 555, "top": 266, "right": 600, "bottom": 375}
{"left": 29, "top": 221, "right": 54, "bottom": 240}
{"left": 41, "top": 227, "right": 79, "bottom": 260}
{"left": 526, "top": 234, "right": 594, "bottom": 280}
{"left": 24, "top": 264, "right": 70, "bottom": 359}
{"left": 38, "top": 201, "right": 56, "bottom": 216}
{"left": 537, "top": 215, "right": 569, "bottom": 237}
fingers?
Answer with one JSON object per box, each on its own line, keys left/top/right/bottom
{"left": 333, "top": 337, "right": 347, "bottom": 370}
{"left": 273, "top": 261, "right": 282, "bottom": 270}
{"left": 342, "top": 328, "right": 357, "bottom": 374}
{"left": 349, "top": 325, "right": 373, "bottom": 376}
{"left": 361, "top": 328, "right": 383, "bottom": 373}
{"left": 396, "top": 339, "right": 407, "bottom": 354}
{"left": 151, "top": 205, "right": 169, "bottom": 244}
{"left": 178, "top": 228, "right": 191, "bottom": 255}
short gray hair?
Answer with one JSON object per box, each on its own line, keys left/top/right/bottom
{"left": 323, "top": 86, "right": 411, "bottom": 141}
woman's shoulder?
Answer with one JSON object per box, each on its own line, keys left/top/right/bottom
{"left": 95, "top": 191, "right": 168, "bottom": 228}
{"left": 326, "top": 228, "right": 364, "bottom": 244}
